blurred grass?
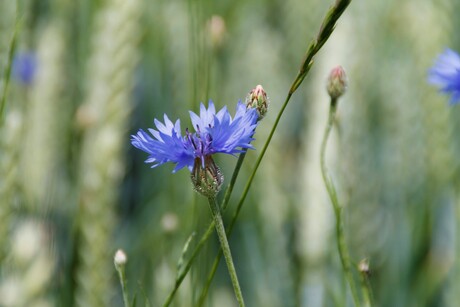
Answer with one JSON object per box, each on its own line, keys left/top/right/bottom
{"left": 0, "top": 0, "right": 459, "bottom": 306}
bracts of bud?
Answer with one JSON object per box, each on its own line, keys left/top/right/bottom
{"left": 114, "top": 249, "right": 127, "bottom": 269}
{"left": 326, "top": 66, "right": 348, "bottom": 100}
{"left": 191, "top": 156, "right": 224, "bottom": 197}
{"left": 245, "top": 84, "right": 269, "bottom": 120}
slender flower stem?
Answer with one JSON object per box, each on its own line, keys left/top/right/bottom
{"left": 196, "top": 154, "right": 249, "bottom": 307}
{"left": 161, "top": 1, "right": 352, "bottom": 304}
{"left": 358, "top": 260, "right": 374, "bottom": 307}
{"left": 320, "top": 98, "right": 360, "bottom": 306}
{"left": 221, "top": 150, "right": 247, "bottom": 210}
{"left": 162, "top": 223, "right": 214, "bottom": 307}
{"left": 196, "top": 255, "right": 219, "bottom": 307}
{"left": 360, "top": 276, "right": 373, "bottom": 307}
{"left": 162, "top": 152, "right": 247, "bottom": 307}
{"left": 0, "top": 17, "right": 19, "bottom": 126}
{"left": 207, "top": 196, "right": 245, "bottom": 307}
{"left": 115, "top": 263, "right": 130, "bottom": 307}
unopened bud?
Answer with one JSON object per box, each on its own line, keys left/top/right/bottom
{"left": 191, "top": 156, "right": 223, "bottom": 197}
{"left": 245, "top": 85, "right": 269, "bottom": 120}
{"left": 114, "top": 249, "right": 127, "bottom": 268}
{"left": 326, "top": 66, "right": 348, "bottom": 99}
{"left": 358, "top": 258, "right": 370, "bottom": 276}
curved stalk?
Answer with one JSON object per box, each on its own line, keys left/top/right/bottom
{"left": 320, "top": 98, "right": 360, "bottom": 306}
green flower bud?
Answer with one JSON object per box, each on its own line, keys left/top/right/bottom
{"left": 326, "top": 66, "right": 348, "bottom": 99}
{"left": 245, "top": 84, "right": 269, "bottom": 120}
{"left": 114, "top": 249, "right": 127, "bottom": 269}
{"left": 358, "top": 258, "right": 371, "bottom": 277}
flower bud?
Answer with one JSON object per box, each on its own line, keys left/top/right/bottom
{"left": 114, "top": 249, "right": 127, "bottom": 268}
{"left": 245, "top": 85, "right": 269, "bottom": 120}
{"left": 191, "top": 156, "right": 224, "bottom": 197}
{"left": 326, "top": 66, "right": 348, "bottom": 99}
{"left": 358, "top": 258, "right": 370, "bottom": 276}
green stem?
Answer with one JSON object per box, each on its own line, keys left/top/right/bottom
{"left": 196, "top": 252, "right": 219, "bottom": 307}
{"left": 358, "top": 261, "right": 374, "bottom": 307}
{"left": 162, "top": 223, "right": 214, "bottom": 307}
{"left": 221, "top": 150, "right": 247, "bottom": 210}
{"left": 207, "top": 197, "right": 245, "bottom": 307}
{"left": 360, "top": 277, "right": 372, "bottom": 307}
{"left": 320, "top": 99, "right": 360, "bottom": 306}
{"left": 162, "top": 152, "right": 247, "bottom": 307}
{"left": 196, "top": 157, "right": 248, "bottom": 306}
{"left": 0, "top": 16, "right": 19, "bottom": 126}
{"left": 197, "top": 151, "right": 247, "bottom": 307}
{"left": 116, "top": 265, "right": 130, "bottom": 307}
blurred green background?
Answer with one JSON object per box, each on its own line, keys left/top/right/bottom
{"left": 1, "top": 0, "right": 460, "bottom": 306}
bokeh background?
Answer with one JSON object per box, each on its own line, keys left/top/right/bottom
{"left": 1, "top": 0, "right": 460, "bottom": 306}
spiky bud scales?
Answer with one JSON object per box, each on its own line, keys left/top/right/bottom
{"left": 245, "top": 85, "right": 269, "bottom": 120}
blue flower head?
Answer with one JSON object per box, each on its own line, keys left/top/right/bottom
{"left": 12, "top": 52, "right": 37, "bottom": 85}
{"left": 428, "top": 48, "right": 460, "bottom": 105}
{"left": 131, "top": 100, "right": 258, "bottom": 174}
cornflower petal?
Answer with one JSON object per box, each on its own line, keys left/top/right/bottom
{"left": 131, "top": 117, "right": 195, "bottom": 172}
{"left": 190, "top": 100, "right": 217, "bottom": 131}
{"left": 208, "top": 102, "right": 258, "bottom": 154}
{"left": 215, "top": 105, "right": 229, "bottom": 122}
{"left": 200, "top": 101, "right": 216, "bottom": 126}
{"left": 428, "top": 48, "right": 460, "bottom": 105}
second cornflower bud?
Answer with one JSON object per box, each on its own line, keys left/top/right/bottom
{"left": 326, "top": 66, "right": 348, "bottom": 99}
{"left": 245, "top": 85, "right": 269, "bottom": 120}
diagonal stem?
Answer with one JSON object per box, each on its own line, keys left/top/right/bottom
{"left": 162, "top": 221, "right": 214, "bottom": 307}
{"left": 211, "top": 0, "right": 353, "bottom": 255}
{"left": 221, "top": 150, "right": 247, "bottom": 211}
{"left": 0, "top": 15, "right": 19, "bottom": 126}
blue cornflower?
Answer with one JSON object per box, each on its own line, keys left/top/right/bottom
{"left": 12, "top": 52, "right": 37, "bottom": 85}
{"left": 131, "top": 101, "right": 258, "bottom": 173}
{"left": 428, "top": 48, "right": 460, "bottom": 104}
